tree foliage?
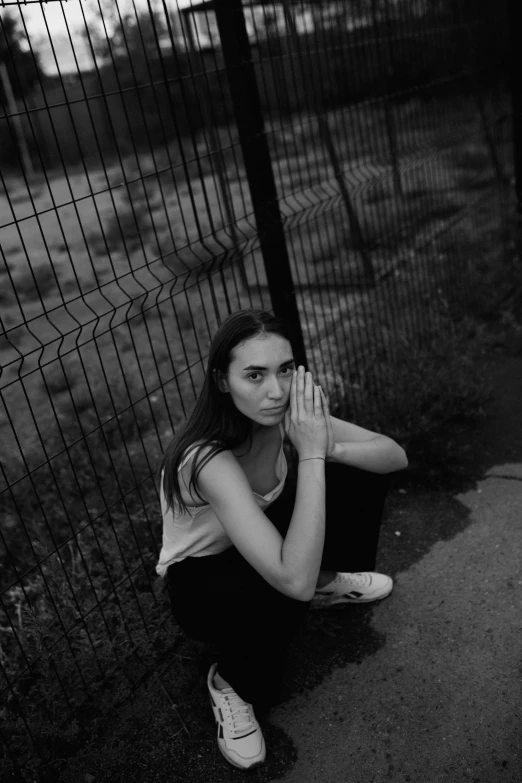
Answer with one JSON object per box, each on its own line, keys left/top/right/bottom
{"left": 84, "top": 3, "right": 181, "bottom": 86}
{"left": 0, "top": 11, "right": 41, "bottom": 103}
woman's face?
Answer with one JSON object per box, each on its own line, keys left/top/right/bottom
{"left": 220, "top": 333, "right": 295, "bottom": 428}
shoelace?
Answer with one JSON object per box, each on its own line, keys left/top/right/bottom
{"left": 334, "top": 571, "right": 371, "bottom": 588}
{"left": 222, "top": 691, "right": 257, "bottom": 736}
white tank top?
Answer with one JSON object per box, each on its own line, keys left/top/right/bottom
{"left": 156, "top": 422, "right": 288, "bottom": 576}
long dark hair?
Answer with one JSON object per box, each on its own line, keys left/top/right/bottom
{"left": 161, "top": 309, "right": 296, "bottom": 515}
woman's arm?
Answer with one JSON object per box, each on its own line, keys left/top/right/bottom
{"left": 195, "top": 448, "right": 325, "bottom": 601}
{"left": 325, "top": 415, "right": 408, "bottom": 474}
{"left": 280, "top": 457, "right": 326, "bottom": 600}
{"left": 327, "top": 438, "right": 407, "bottom": 473}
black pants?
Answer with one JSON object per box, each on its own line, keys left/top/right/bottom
{"left": 166, "top": 462, "right": 390, "bottom": 712}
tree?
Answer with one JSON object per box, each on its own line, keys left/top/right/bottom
{"left": 83, "top": 1, "right": 178, "bottom": 85}
{"left": 0, "top": 10, "right": 41, "bottom": 105}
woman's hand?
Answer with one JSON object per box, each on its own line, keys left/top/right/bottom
{"left": 284, "top": 366, "right": 328, "bottom": 460}
{"left": 318, "top": 386, "right": 336, "bottom": 460}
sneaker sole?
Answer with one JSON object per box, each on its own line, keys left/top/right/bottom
{"left": 310, "top": 587, "right": 393, "bottom": 608}
{"left": 217, "top": 736, "right": 266, "bottom": 770}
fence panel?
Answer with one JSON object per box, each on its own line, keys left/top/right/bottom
{"left": 235, "top": 0, "right": 513, "bottom": 413}
{"left": 1, "top": 1, "right": 269, "bottom": 774}
{"left": 0, "top": 0, "right": 513, "bottom": 776}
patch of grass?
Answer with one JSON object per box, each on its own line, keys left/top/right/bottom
{"left": 335, "top": 310, "right": 494, "bottom": 485}
{"left": 0, "top": 366, "right": 178, "bottom": 780}
{"left": 0, "top": 556, "right": 176, "bottom": 782}
{"left": 13, "top": 263, "right": 59, "bottom": 300}
{"left": 42, "top": 357, "right": 83, "bottom": 397}
{"left": 454, "top": 244, "right": 521, "bottom": 324}
{"left": 100, "top": 167, "right": 164, "bottom": 257}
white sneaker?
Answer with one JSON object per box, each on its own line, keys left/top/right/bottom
{"left": 207, "top": 663, "right": 266, "bottom": 769}
{"left": 311, "top": 571, "right": 393, "bottom": 608}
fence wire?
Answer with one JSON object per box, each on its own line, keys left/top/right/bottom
{"left": 0, "top": 0, "right": 514, "bottom": 776}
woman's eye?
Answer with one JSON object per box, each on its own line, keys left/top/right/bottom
{"left": 248, "top": 366, "right": 294, "bottom": 381}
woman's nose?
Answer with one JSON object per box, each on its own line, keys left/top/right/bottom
{"left": 268, "top": 377, "right": 284, "bottom": 398}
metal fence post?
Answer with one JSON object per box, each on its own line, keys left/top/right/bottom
{"left": 213, "top": 0, "right": 308, "bottom": 367}
{"left": 507, "top": 0, "right": 522, "bottom": 223}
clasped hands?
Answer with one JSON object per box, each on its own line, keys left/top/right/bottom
{"left": 289, "top": 365, "right": 337, "bottom": 460}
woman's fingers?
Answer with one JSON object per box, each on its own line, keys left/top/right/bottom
{"left": 303, "top": 371, "right": 313, "bottom": 414}
{"left": 319, "top": 385, "right": 329, "bottom": 411}
{"left": 296, "top": 366, "right": 309, "bottom": 417}
{"left": 294, "top": 367, "right": 325, "bottom": 419}
{"left": 296, "top": 366, "right": 305, "bottom": 418}
{"left": 317, "top": 386, "right": 332, "bottom": 454}
{"left": 291, "top": 369, "right": 298, "bottom": 417}
{"left": 313, "top": 384, "right": 322, "bottom": 417}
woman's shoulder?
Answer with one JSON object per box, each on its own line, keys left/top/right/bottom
{"left": 177, "top": 439, "right": 229, "bottom": 508}
{"left": 179, "top": 438, "right": 225, "bottom": 471}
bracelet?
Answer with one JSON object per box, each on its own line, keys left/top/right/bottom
{"left": 299, "top": 457, "right": 326, "bottom": 463}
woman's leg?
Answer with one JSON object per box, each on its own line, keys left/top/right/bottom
{"left": 321, "top": 462, "right": 390, "bottom": 572}
{"left": 166, "top": 463, "right": 389, "bottom": 709}
{"left": 166, "top": 547, "right": 309, "bottom": 713}
{"left": 214, "top": 552, "right": 309, "bottom": 711}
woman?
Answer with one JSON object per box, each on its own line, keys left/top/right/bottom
{"left": 156, "top": 309, "right": 407, "bottom": 770}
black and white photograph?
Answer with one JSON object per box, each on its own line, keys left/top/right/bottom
{"left": 1, "top": 0, "right": 521, "bottom": 780}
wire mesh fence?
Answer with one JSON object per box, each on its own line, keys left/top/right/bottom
{"left": 0, "top": 0, "right": 515, "bottom": 776}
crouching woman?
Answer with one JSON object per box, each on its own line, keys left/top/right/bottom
{"left": 156, "top": 308, "right": 407, "bottom": 770}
